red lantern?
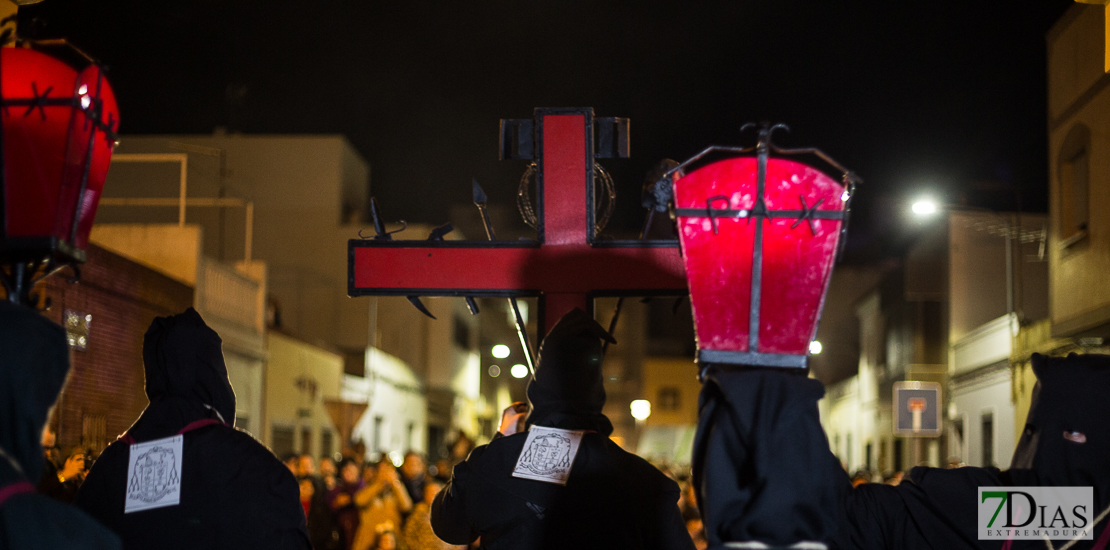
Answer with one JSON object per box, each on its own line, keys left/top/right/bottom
{"left": 669, "top": 124, "right": 857, "bottom": 369}
{"left": 0, "top": 46, "right": 119, "bottom": 305}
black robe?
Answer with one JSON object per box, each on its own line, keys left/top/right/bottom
{"left": 0, "top": 300, "right": 120, "bottom": 550}
{"left": 694, "top": 353, "right": 1110, "bottom": 549}
{"left": 831, "top": 353, "right": 1110, "bottom": 550}
{"left": 692, "top": 367, "right": 844, "bottom": 548}
{"left": 75, "top": 308, "right": 310, "bottom": 550}
{"left": 432, "top": 308, "right": 694, "bottom": 550}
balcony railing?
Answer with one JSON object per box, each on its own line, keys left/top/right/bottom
{"left": 196, "top": 257, "right": 263, "bottom": 334}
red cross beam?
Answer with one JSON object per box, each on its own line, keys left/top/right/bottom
{"left": 348, "top": 108, "right": 687, "bottom": 338}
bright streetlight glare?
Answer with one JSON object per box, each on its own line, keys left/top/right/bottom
{"left": 491, "top": 344, "right": 511, "bottom": 359}
{"left": 630, "top": 399, "right": 652, "bottom": 420}
{"left": 911, "top": 199, "right": 938, "bottom": 215}
{"left": 510, "top": 364, "right": 528, "bottom": 378}
{"left": 809, "top": 341, "right": 823, "bottom": 355}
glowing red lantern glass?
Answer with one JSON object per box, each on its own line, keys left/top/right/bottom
{"left": 0, "top": 46, "right": 119, "bottom": 304}
{"left": 669, "top": 126, "right": 857, "bottom": 369}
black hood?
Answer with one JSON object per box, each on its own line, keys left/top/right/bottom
{"left": 1010, "top": 353, "right": 1110, "bottom": 509}
{"left": 127, "top": 308, "right": 235, "bottom": 441}
{"left": 525, "top": 308, "right": 616, "bottom": 434}
{"left": 0, "top": 300, "right": 70, "bottom": 484}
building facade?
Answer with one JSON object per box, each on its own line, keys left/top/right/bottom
{"left": 40, "top": 244, "right": 194, "bottom": 452}
{"left": 821, "top": 211, "right": 1048, "bottom": 473}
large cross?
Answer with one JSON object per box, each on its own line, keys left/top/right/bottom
{"left": 348, "top": 107, "right": 686, "bottom": 339}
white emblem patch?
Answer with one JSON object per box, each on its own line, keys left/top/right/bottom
{"left": 511, "top": 426, "right": 585, "bottom": 485}
{"left": 124, "top": 435, "right": 183, "bottom": 513}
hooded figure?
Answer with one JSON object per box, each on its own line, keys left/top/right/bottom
{"left": 431, "top": 308, "right": 694, "bottom": 550}
{"left": 75, "top": 308, "right": 310, "bottom": 550}
{"left": 830, "top": 353, "right": 1110, "bottom": 550}
{"left": 0, "top": 300, "right": 120, "bottom": 550}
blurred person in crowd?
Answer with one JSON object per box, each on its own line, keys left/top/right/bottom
{"left": 432, "top": 309, "right": 694, "bottom": 550}
{"left": 283, "top": 453, "right": 300, "bottom": 476}
{"left": 353, "top": 458, "right": 413, "bottom": 550}
{"left": 363, "top": 460, "right": 379, "bottom": 485}
{"left": 678, "top": 479, "right": 699, "bottom": 523}
{"left": 75, "top": 308, "right": 309, "bottom": 549}
{"left": 400, "top": 451, "right": 427, "bottom": 506}
{"left": 37, "top": 426, "right": 60, "bottom": 490}
{"left": 328, "top": 458, "right": 365, "bottom": 550}
{"left": 495, "top": 402, "right": 528, "bottom": 440}
{"left": 39, "top": 445, "right": 88, "bottom": 503}
{"left": 403, "top": 480, "right": 466, "bottom": 550}
{"left": 303, "top": 471, "right": 343, "bottom": 550}
{"left": 686, "top": 518, "right": 708, "bottom": 550}
{"left": 431, "top": 459, "right": 452, "bottom": 483}
{"left": 321, "top": 456, "right": 339, "bottom": 490}
{"left": 446, "top": 432, "right": 474, "bottom": 471}
{"left": 371, "top": 523, "right": 400, "bottom": 550}
{"left": 299, "top": 477, "right": 316, "bottom": 517}
{"left": 299, "top": 453, "right": 317, "bottom": 479}
{"left": 944, "top": 456, "right": 964, "bottom": 469}
{"left": 850, "top": 470, "right": 871, "bottom": 487}
{"left": 882, "top": 471, "right": 903, "bottom": 486}
{"left": 0, "top": 300, "right": 120, "bottom": 549}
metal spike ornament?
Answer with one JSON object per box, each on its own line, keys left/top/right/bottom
{"left": 472, "top": 178, "right": 535, "bottom": 377}
{"left": 365, "top": 197, "right": 435, "bottom": 319}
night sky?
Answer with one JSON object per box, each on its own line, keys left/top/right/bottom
{"left": 24, "top": 0, "right": 1073, "bottom": 261}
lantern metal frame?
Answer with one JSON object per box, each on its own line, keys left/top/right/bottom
{"left": 666, "top": 123, "right": 862, "bottom": 371}
{"left": 0, "top": 37, "right": 118, "bottom": 307}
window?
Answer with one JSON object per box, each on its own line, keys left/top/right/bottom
{"left": 300, "top": 426, "right": 313, "bottom": 455}
{"left": 373, "top": 416, "right": 384, "bottom": 453}
{"left": 321, "top": 430, "right": 333, "bottom": 458}
{"left": 272, "top": 426, "right": 295, "bottom": 457}
{"left": 951, "top": 417, "right": 965, "bottom": 464}
{"left": 981, "top": 412, "right": 994, "bottom": 467}
{"left": 453, "top": 317, "right": 471, "bottom": 349}
{"left": 658, "top": 387, "right": 681, "bottom": 410}
{"left": 1058, "top": 124, "right": 1091, "bottom": 244}
{"left": 82, "top": 414, "right": 106, "bottom": 453}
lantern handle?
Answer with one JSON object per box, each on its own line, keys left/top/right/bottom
{"left": 664, "top": 122, "right": 863, "bottom": 188}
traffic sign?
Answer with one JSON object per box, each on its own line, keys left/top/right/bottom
{"left": 893, "top": 381, "right": 942, "bottom": 437}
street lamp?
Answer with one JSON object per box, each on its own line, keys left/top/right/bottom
{"left": 911, "top": 198, "right": 939, "bottom": 215}
{"left": 629, "top": 399, "right": 651, "bottom": 421}
{"left": 0, "top": 40, "right": 120, "bottom": 307}
{"left": 905, "top": 199, "right": 1044, "bottom": 324}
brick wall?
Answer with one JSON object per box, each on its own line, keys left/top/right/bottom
{"left": 40, "top": 244, "right": 194, "bottom": 454}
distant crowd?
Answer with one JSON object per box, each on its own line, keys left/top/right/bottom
{"left": 36, "top": 423, "right": 715, "bottom": 550}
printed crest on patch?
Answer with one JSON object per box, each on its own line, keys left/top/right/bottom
{"left": 511, "top": 426, "right": 585, "bottom": 485}
{"left": 124, "top": 435, "right": 183, "bottom": 513}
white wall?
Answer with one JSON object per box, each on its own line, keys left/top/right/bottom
{"left": 343, "top": 347, "right": 427, "bottom": 462}
{"left": 950, "top": 365, "right": 1014, "bottom": 468}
